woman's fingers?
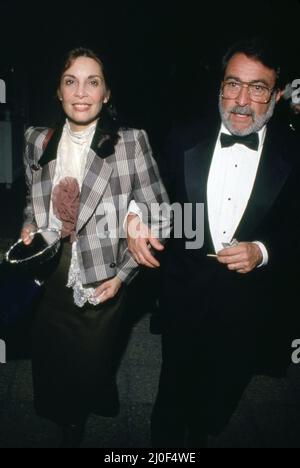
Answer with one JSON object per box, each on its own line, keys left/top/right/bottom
{"left": 21, "top": 228, "right": 35, "bottom": 245}
{"left": 93, "top": 278, "right": 122, "bottom": 304}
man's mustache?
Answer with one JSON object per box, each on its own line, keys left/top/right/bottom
{"left": 229, "top": 106, "right": 255, "bottom": 117}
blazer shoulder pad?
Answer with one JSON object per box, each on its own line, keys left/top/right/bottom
{"left": 25, "top": 127, "right": 50, "bottom": 145}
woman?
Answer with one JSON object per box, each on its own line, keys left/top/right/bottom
{"left": 21, "top": 48, "right": 170, "bottom": 447}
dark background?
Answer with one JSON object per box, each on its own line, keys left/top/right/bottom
{"left": 1, "top": 0, "right": 300, "bottom": 149}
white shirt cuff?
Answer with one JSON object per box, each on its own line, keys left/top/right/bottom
{"left": 123, "top": 200, "right": 143, "bottom": 231}
{"left": 253, "top": 241, "right": 269, "bottom": 268}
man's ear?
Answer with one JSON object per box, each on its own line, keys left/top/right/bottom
{"left": 275, "top": 89, "right": 285, "bottom": 104}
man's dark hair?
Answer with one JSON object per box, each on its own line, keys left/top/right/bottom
{"left": 222, "top": 37, "right": 284, "bottom": 89}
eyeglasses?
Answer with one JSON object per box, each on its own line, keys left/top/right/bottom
{"left": 222, "top": 80, "right": 275, "bottom": 104}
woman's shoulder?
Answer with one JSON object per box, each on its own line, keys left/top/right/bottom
{"left": 117, "top": 128, "right": 152, "bottom": 155}
{"left": 25, "top": 126, "right": 51, "bottom": 144}
{"left": 118, "top": 127, "right": 149, "bottom": 142}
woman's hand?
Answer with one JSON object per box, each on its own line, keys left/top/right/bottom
{"left": 21, "top": 225, "right": 37, "bottom": 246}
{"left": 93, "top": 277, "right": 122, "bottom": 305}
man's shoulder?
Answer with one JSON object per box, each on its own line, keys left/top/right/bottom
{"left": 267, "top": 120, "right": 300, "bottom": 165}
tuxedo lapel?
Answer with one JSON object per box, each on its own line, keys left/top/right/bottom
{"left": 183, "top": 122, "right": 293, "bottom": 249}
{"left": 184, "top": 127, "right": 219, "bottom": 251}
{"left": 235, "top": 127, "right": 293, "bottom": 240}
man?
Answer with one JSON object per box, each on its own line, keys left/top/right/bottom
{"left": 127, "top": 38, "right": 300, "bottom": 447}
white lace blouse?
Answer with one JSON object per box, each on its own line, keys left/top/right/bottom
{"left": 49, "top": 119, "right": 101, "bottom": 308}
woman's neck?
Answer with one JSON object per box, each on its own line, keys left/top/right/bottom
{"left": 67, "top": 119, "right": 98, "bottom": 133}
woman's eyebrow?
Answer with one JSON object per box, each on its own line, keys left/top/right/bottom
{"left": 62, "top": 74, "right": 103, "bottom": 80}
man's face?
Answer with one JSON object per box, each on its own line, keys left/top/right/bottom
{"left": 219, "top": 53, "right": 282, "bottom": 136}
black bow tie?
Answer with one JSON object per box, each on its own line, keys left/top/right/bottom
{"left": 220, "top": 132, "right": 259, "bottom": 151}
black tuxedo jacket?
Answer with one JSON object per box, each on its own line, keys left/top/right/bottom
{"left": 160, "top": 117, "right": 300, "bottom": 376}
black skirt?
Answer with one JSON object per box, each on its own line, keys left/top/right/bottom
{"left": 32, "top": 241, "right": 130, "bottom": 426}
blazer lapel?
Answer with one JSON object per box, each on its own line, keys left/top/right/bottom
{"left": 76, "top": 148, "right": 113, "bottom": 233}
{"left": 76, "top": 119, "right": 115, "bottom": 233}
{"left": 38, "top": 126, "right": 64, "bottom": 167}
{"left": 31, "top": 119, "right": 115, "bottom": 233}
{"left": 235, "top": 127, "right": 293, "bottom": 240}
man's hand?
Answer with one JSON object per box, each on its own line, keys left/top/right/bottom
{"left": 217, "top": 242, "right": 263, "bottom": 274}
{"left": 127, "top": 214, "right": 164, "bottom": 268}
{"left": 21, "top": 225, "right": 36, "bottom": 246}
{"left": 93, "top": 277, "right": 122, "bottom": 305}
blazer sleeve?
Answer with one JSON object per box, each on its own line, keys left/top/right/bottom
{"left": 23, "top": 127, "right": 37, "bottom": 229}
{"left": 116, "top": 130, "right": 172, "bottom": 285}
{"left": 132, "top": 130, "right": 172, "bottom": 237}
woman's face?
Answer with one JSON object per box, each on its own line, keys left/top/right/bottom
{"left": 58, "top": 56, "right": 110, "bottom": 131}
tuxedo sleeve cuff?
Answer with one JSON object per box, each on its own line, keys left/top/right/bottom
{"left": 253, "top": 241, "right": 269, "bottom": 268}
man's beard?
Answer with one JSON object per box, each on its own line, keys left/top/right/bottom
{"left": 219, "top": 91, "right": 277, "bottom": 136}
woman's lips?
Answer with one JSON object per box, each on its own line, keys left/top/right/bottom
{"left": 72, "top": 104, "right": 92, "bottom": 112}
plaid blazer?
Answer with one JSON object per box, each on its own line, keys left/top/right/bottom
{"left": 23, "top": 123, "right": 170, "bottom": 285}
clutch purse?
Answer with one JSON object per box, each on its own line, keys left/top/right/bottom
{"left": 5, "top": 228, "right": 61, "bottom": 285}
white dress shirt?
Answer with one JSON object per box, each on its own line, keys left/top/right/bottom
{"left": 207, "top": 124, "right": 268, "bottom": 266}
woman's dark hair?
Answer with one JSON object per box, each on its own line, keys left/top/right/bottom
{"left": 222, "top": 37, "right": 285, "bottom": 90}
{"left": 58, "top": 47, "right": 120, "bottom": 157}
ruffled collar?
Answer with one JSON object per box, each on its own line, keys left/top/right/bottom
{"left": 65, "top": 119, "right": 98, "bottom": 145}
